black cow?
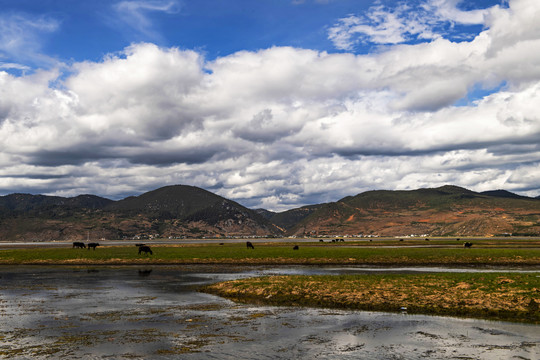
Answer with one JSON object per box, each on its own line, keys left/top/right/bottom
{"left": 463, "top": 242, "right": 473, "bottom": 248}
{"left": 293, "top": 245, "right": 299, "bottom": 250}
{"left": 138, "top": 245, "right": 153, "bottom": 255}
{"left": 319, "top": 239, "right": 324, "bottom": 242}
{"left": 87, "top": 242, "right": 100, "bottom": 250}
{"left": 246, "top": 241, "right": 255, "bottom": 249}
{"left": 73, "top": 242, "right": 86, "bottom": 249}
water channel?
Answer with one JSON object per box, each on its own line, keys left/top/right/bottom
{"left": 0, "top": 265, "right": 538, "bottom": 359}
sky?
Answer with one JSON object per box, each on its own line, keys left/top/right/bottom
{"left": 1, "top": 0, "right": 539, "bottom": 211}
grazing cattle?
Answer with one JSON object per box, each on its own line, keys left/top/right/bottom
{"left": 246, "top": 241, "right": 255, "bottom": 249}
{"left": 339, "top": 239, "right": 345, "bottom": 242}
{"left": 219, "top": 243, "right": 224, "bottom": 245}
{"left": 399, "top": 239, "right": 404, "bottom": 242}
{"left": 73, "top": 242, "right": 86, "bottom": 249}
{"left": 293, "top": 245, "right": 299, "bottom": 250}
{"left": 463, "top": 242, "right": 473, "bottom": 248}
{"left": 425, "top": 238, "right": 430, "bottom": 241}
{"left": 87, "top": 242, "right": 100, "bottom": 250}
{"left": 138, "top": 245, "right": 153, "bottom": 255}
{"left": 456, "top": 238, "right": 460, "bottom": 241}
{"left": 319, "top": 239, "right": 324, "bottom": 242}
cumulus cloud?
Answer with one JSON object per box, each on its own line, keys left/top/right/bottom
{"left": 1, "top": 0, "right": 540, "bottom": 209}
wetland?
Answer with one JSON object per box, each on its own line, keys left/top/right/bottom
{"left": 1, "top": 264, "right": 539, "bottom": 359}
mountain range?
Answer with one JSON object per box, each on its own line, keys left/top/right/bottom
{"left": 287, "top": 185, "right": 540, "bottom": 237}
{"left": 0, "top": 184, "right": 539, "bottom": 241}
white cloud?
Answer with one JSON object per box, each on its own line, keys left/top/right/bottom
{"left": 327, "top": 0, "right": 494, "bottom": 50}
{"left": 0, "top": 13, "right": 60, "bottom": 68}
{"left": 484, "top": 0, "right": 540, "bottom": 57}
{"left": 0, "top": 63, "right": 31, "bottom": 71}
{"left": 427, "top": 0, "right": 490, "bottom": 24}
{"left": 2, "top": 0, "right": 540, "bottom": 209}
{"left": 113, "top": 0, "right": 180, "bottom": 40}
{"left": 328, "top": 4, "right": 437, "bottom": 50}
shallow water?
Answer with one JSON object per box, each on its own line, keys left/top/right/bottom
{"left": 0, "top": 265, "right": 538, "bottom": 359}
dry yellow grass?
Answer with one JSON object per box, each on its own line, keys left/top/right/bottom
{"left": 204, "top": 273, "right": 540, "bottom": 323}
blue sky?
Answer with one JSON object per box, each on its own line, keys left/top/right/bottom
{"left": 1, "top": 0, "right": 353, "bottom": 67}
{"left": 1, "top": 0, "right": 540, "bottom": 211}
{"left": 1, "top": 0, "right": 501, "bottom": 68}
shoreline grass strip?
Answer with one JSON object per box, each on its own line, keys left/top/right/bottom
{"left": 202, "top": 272, "right": 540, "bottom": 323}
{"left": 1, "top": 244, "right": 540, "bottom": 266}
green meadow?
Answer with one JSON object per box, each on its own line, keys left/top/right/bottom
{"left": 1, "top": 241, "right": 539, "bottom": 265}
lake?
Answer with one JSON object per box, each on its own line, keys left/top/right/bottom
{"left": 0, "top": 265, "right": 538, "bottom": 359}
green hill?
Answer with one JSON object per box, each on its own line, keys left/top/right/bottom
{"left": 107, "top": 185, "right": 221, "bottom": 217}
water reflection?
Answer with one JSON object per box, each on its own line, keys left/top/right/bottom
{"left": 0, "top": 265, "right": 538, "bottom": 359}
{"left": 137, "top": 269, "right": 153, "bottom": 277}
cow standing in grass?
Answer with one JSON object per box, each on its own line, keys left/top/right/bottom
{"left": 87, "top": 242, "right": 100, "bottom": 250}
{"left": 246, "top": 241, "right": 255, "bottom": 249}
{"left": 73, "top": 242, "right": 86, "bottom": 249}
{"left": 138, "top": 245, "right": 153, "bottom": 255}
{"left": 464, "top": 242, "right": 473, "bottom": 248}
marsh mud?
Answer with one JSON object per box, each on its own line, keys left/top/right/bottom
{"left": 0, "top": 265, "right": 538, "bottom": 359}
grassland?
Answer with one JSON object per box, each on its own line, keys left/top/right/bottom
{"left": 1, "top": 239, "right": 539, "bottom": 323}
{"left": 1, "top": 240, "right": 540, "bottom": 265}
{"left": 203, "top": 273, "right": 540, "bottom": 323}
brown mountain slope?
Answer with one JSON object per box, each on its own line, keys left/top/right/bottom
{"left": 288, "top": 185, "right": 540, "bottom": 237}
{"left": 0, "top": 185, "right": 281, "bottom": 241}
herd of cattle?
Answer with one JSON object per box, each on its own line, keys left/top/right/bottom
{"left": 72, "top": 242, "right": 153, "bottom": 254}
{"left": 72, "top": 242, "right": 100, "bottom": 250}
{"left": 73, "top": 239, "right": 475, "bottom": 253}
